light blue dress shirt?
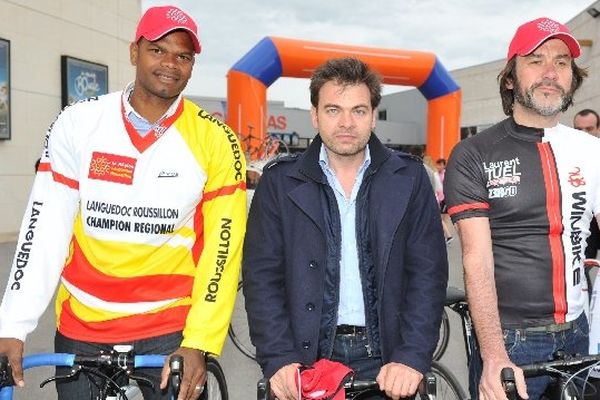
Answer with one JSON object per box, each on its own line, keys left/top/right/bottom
{"left": 123, "top": 82, "right": 180, "bottom": 136}
{"left": 318, "top": 144, "right": 371, "bottom": 326}
{"left": 128, "top": 112, "right": 153, "bottom": 136}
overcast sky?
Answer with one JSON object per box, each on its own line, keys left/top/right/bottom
{"left": 142, "top": 0, "right": 596, "bottom": 109}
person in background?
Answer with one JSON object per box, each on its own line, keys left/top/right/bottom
{"left": 445, "top": 17, "right": 595, "bottom": 400}
{"left": 435, "top": 158, "right": 454, "bottom": 244}
{"left": 574, "top": 108, "right": 600, "bottom": 137}
{"left": 573, "top": 110, "right": 600, "bottom": 260}
{"left": 574, "top": 109, "right": 600, "bottom": 363}
{"left": 243, "top": 57, "right": 448, "bottom": 400}
{"left": 0, "top": 6, "right": 246, "bottom": 400}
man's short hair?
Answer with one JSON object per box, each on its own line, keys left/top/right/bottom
{"left": 574, "top": 109, "right": 600, "bottom": 128}
{"left": 309, "top": 57, "right": 382, "bottom": 109}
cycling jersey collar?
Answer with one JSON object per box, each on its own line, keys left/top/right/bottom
{"left": 507, "top": 117, "right": 546, "bottom": 142}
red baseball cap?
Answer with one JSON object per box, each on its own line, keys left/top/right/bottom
{"left": 507, "top": 17, "right": 580, "bottom": 60}
{"left": 135, "top": 6, "right": 201, "bottom": 54}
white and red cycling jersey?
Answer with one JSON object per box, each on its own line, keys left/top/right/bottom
{"left": 0, "top": 89, "right": 246, "bottom": 355}
{"left": 445, "top": 117, "right": 600, "bottom": 329}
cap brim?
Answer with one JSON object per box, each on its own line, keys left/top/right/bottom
{"left": 142, "top": 27, "right": 201, "bottom": 54}
{"left": 520, "top": 32, "right": 581, "bottom": 58}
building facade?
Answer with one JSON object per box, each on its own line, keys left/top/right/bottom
{"left": 0, "top": 0, "right": 140, "bottom": 240}
{"left": 1, "top": 1, "right": 599, "bottom": 238}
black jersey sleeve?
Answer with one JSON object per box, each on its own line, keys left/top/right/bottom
{"left": 444, "top": 139, "right": 490, "bottom": 223}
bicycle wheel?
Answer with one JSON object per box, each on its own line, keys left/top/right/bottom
{"left": 430, "top": 361, "right": 467, "bottom": 400}
{"left": 227, "top": 281, "right": 256, "bottom": 360}
{"left": 201, "top": 358, "right": 229, "bottom": 400}
{"left": 433, "top": 308, "right": 450, "bottom": 361}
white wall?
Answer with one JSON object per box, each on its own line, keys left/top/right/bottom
{"left": 0, "top": 0, "right": 140, "bottom": 240}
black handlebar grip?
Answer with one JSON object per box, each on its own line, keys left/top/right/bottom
{"left": 257, "top": 378, "right": 270, "bottom": 400}
{"left": 501, "top": 367, "right": 518, "bottom": 400}
{"left": 421, "top": 372, "right": 436, "bottom": 398}
{"left": 169, "top": 354, "right": 184, "bottom": 398}
{"left": 0, "top": 355, "right": 15, "bottom": 388}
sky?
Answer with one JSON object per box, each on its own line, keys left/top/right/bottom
{"left": 142, "top": 0, "right": 596, "bottom": 109}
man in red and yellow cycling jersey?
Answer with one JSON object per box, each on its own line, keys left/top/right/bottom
{"left": 0, "top": 6, "right": 246, "bottom": 400}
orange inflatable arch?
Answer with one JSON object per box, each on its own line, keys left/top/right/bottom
{"left": 227, "top": 36, "right": 461, "bottom": 160}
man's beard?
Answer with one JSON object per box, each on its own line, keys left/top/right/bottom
{"left": 513, "top": 78, "right": 573, "bottom": 117}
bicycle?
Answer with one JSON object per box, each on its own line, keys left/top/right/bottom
{"left": 239, "top": 125, "right": 290, "bottom": 161}
{"left": 257, "top": 372, "right": 437, "bottom": 400}
{"left": 431, "top": 279, "right": 600, "bottom": 400}
{"left": 424, "top": 286, "right": 476, "bottom": 399}
{"left": 501, "top": 351, "right": 600, "bottom": 399}
{"left": 0, "top": 346, "right": 228, "bottom": 400}
{"left": 433, "top": 309, "right": 450, "bottom": 361}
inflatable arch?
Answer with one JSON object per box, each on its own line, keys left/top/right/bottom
{"left": 227, "top": 36, "right": 461, "bottom": 160}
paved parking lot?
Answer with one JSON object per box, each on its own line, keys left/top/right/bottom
{"left": 0, "top": 236, "right": 467, "bottom": 399}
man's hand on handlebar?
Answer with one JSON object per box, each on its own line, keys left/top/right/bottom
{"left": 480, "top": 357, "right": 527, "bottom": 400}
{"left": 376, "top": 362, "right": 423, "bottom": 400}
{"left": 160, "top": 346, "right": 206, "bottom": 400}
{"left": 270, "top": 362, "right": 301, "bottom": 400}
{"left": 0, "top": 338, "right": 24, "bottom": 388}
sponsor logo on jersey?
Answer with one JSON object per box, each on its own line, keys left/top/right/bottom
{"left": 484, "top": 157, "right": 521, "bottom": 199}
{"left": 197, "top": 109, "right": 244, "bottom": 181}
{"left": 205, "top": 217, "right": 232, "bottom": 302}
{"left": 88, "top": 152, "right": 136, "bottom": 185}
{"left": 568, "top": 167, "right": 585, "bottom": 187}
{"left": 11, "top": 201, "right": 43, "bottom": 290}
{"left": 570, "top": 191, "right": 586, "bottom": 286}
{"left": 158, "top": 171, "right": 178, "bottom": 178}
{"left": 567, "top": 167, "right": 588, "bottom": 286}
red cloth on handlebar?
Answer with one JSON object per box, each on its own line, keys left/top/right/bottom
{"left": 300, "top": 359, "right": 354, "bottom": 400}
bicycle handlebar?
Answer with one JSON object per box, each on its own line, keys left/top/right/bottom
{"left": 501, "top": 352, "right": 600, "bottom": 400}
{"left": 0, "top": 352, "right": 168, "bottom": 400}
{"left": 257, "top": 378, "right": 380, "bottom": 400}
{"left": 257, "top": 372, "right": 436, "bottom": 400}
{"left": 517, "top": 353, "right": 600, "bottom": 378}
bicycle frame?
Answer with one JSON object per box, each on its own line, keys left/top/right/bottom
{"left": 0, "top": 352, "right": 165, "bottom": 400}
{"left": 444, "top": 286, "right": 477, "bottom": 367}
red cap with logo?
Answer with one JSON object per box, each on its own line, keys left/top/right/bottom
{"left": 135, "top": 6, "right": 201, "bottom": 54}
{"left": 507, "top": 17, "right": 580, "bottom": 60}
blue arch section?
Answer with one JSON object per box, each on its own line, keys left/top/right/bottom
{"left": 418, "top": 58, "right": 460, "bottom": 100}
{"left": 231, "top": 37, "right": 282, "bottom": 87}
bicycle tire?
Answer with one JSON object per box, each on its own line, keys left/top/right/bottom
{"left": 227, "top": 281, "right": 257, "bottom": 360}
{"left": 430, "top": 360, "right": 467, "bottom": 400}
{"left": 201, "top": 358, "right": 228, "bottom": 400}
{"left": 433, "top": 309, "right": 450, "bottom": 361}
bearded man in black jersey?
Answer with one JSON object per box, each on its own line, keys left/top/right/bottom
{"left": 445, "top": 17, "right": 596, "bottom": 400}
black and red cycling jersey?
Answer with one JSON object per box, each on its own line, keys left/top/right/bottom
{"left": 445, "top": 117, "right": 600, "bottom": 328}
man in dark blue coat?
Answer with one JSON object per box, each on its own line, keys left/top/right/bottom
{"left": 243, "top": 57, "right": 448, "bottom": 400}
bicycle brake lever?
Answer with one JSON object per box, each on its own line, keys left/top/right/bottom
{"left": 419, "top": 372, "right": 436, "bottom": 400}
{"left": 0, "top": 355, "right": 15, "bottom": 388}
{"left": 501, "top": 367, "right": 518, "bottom": 400}
{"left": 40, "top": 365, "right": 82, "bottom": 388}
{"left": 169, "top": 354, "right": 183, "bottom": 397}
